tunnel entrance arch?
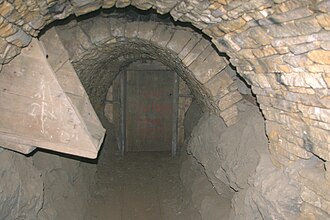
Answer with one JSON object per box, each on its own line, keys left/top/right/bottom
{"left": 49, "top": 13, "right": 250, "bottom": 161}
{"left": 54, "top": 14, "right": 244, "bottom": 127}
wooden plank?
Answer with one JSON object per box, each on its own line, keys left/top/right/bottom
{"left": 125, "top": 68, "right": 175, "bottom": 152}
{"left": 172, "top": 72, "right": 179, "bottom": 157}
{"left": 120, "top": 70, "right": 127, "bottom": 155}
{"left": 40, "top": 28, "right": 105, "bottom": 151}
{"left": 0, "top": 139, "right": 35, "bottom": 154}
{"left": 0, "top": 38, "right": 104, "bottom": 158}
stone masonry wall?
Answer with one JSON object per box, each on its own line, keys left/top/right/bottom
{"left": 54, "top": 15, "right": 243, "bottom": 126}
{"left": 0, "top": 0, "right": 328, "bottom": 218}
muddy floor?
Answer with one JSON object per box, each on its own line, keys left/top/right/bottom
{"left": 84, "top": 130, "right": 200, "bottom": 220}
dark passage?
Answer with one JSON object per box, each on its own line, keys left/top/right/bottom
{"left": 84, "top": 123, "right": 200, "bottom": 220}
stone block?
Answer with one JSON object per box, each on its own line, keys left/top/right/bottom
{"left": 252, "top": 45, "right": 277, "bottom": 58}
{"left": 125, "top": 21, "right": 139, "bottom": 38}
{"left": 283, "top": 54, "right": 313, "bottom": 68}
{"left": 0, "top": 19, "right": 18, "bottom": 38}
{"left": 150, "top": 24, "right": 174, "bottom": 47}
{"left": 116, "top": 0, "right": 131, "bottom": 8}
{"left": 79, "top": 17, "right": 112, "bottom": 45}
{"left": 177, "top": 35, "right": 201, "bottom": 60}
{"left": 218, "top": 90, "right": 242, "bottom": 111}
{"left": 110, "top": 18, "right": 126, "bottom": 38}
{"left": 189, "top": 50, "right": 228, "bottom": 84}
{"left": 321, "top": 41, "right": 330, "bottom": 50}
{"left": 54, "top": 25, "right": 92, "bottom": 61}
{"left": 269, "top": 142, "right": 300, "bottom": 163}
{"left": 154, "top": 0, "right": 178, "bottom": 14}
{"left": 166, "top": 29, "right": 193, "bottom": 54}
{"left": 308, "top": 125, "right": 330, "bottom": 154}
{"left": 219, "top": 104, "right": 238, "bottom": 121}
{"left": 298, "top": 104, "right": 330, "bottom": 124}
{"left": 289, "top": 42, "right": 320, "bottom": 55}
{"left": 217, "top": 17, "right": 246, "bottom": 33}
{"left": 323, "top": 73, "right": 330, "bottom": 88}
{"left": 280, "top": 72, "right": 328, "bottom": 89}
{"left": 71, "top": 0, "right": 101, "bottom": 16}
{"left": 102, "top": 0, "right": 116, "bottom": 8}
{"left": 6, "top": 28, "right": 31, "bottom": 47}
{"left": 224, "top": 115, "right": 239, "bottom": 126}
{"left": 131, "top": 0, "right": 153, "bottom": 10}
{"left": 258, "top": 96, "right": 299, "bottom": 113}
{"left": 307, "top": 64, "right": 330, "bottom": 74}
{"left": 283, "top": 140, "right": 313, "bottom": 159}
{"left": 275, "top": 46, "right": 290, "bottom": 54}
{"left": 0, "top": 43, "right": 20, "bottom": 64}
{"left": 265, "top": 18, "right": 322, "bottom": 38}
{"left": 307, "top": 49, "right": 330, "bottom": 65}
{"left": 259, "top": 7, "right": 313, "bottom": 25}
{"left": 234, "top": 26, "right": 272, "bottom": 48}
{"left": 208, "top": 25, "right": 225, "bottom": 37}
{"left": 316, "top": 1, "right": 330, "bottom": 13}
{"left": 272, "top": 32, "right": 330, "bottom": 48}
{"left": 137, "top": 21, "right": 158, "bottom": 41}
{"left": 204, "top": 71, "right": 234, "bottom": 97}
{"left": 28, "top": 15, "right": 45, "bottom": 30}
{"left": 182, "top": 39, "right": 210, "bottom": 66}
{"left": 274, "top": 1, "right": 309, "bottom": 14}
{"left": 239, "top": 49, "right": 256, "bottom": 59}
{"left": 0, "top": 1, "right": 14, "bottom": 17}
{"left": 316, "top": 13, "right": 330, "bottom": 30}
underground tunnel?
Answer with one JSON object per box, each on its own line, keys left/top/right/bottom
{"left": 0, "top": 1, "right": 330, "bottom": 220}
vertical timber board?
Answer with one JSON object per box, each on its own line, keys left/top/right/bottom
{"left": 0, "top": 39, "right": 101, "bottom": 158}
{"left": 39, "top": 27, "right": 105, "bottom": 153}
{"left": 125, "top": 68, "right": 175, "bottom": 151}
{"left": 171, "top": 72, "right": 179, "bottom": 157}
{"left": 120, "top": 70, "right": 127, "bottom": 155}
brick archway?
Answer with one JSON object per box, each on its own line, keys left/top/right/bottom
{"left": 53, "top": 15, "right": 244, "bottom": 126}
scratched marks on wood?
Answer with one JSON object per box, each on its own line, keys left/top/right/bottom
{"left": 0, "top": 38, "right": 104, "bottom": 158}
{"left": 29, "top": 77, "right": 57, "bottom": 135}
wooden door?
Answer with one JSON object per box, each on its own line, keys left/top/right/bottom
{"left": 125, "top": 68, "right": 177, "bottom": 152}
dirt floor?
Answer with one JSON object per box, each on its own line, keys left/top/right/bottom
{"left": 84, "top": 128, "right": 200, "bottom": 220}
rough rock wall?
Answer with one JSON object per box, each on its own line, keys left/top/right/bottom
{"left": 239, "top": 154, "right": 327, "bottom": 220}
{"left": 188, "top": 102, "right": 268, "bottom": 191}
{"left": 180, "top": 154, "right": 231, "bottom": 220}
{"left": 184, "top": 99, "right": 204, "bottom": 141}
{"left": 185, "top": 99, "right": 329, "bottom": 219}
{"left": 0, "top": 148, "right": 96, "bottom": 220}
{"left": 0, "top": 149, "right": 43, "bottom": 220}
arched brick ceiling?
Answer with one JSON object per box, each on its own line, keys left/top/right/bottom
{"left": 53, "top": 15, "right": 243, "bottom": 126}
